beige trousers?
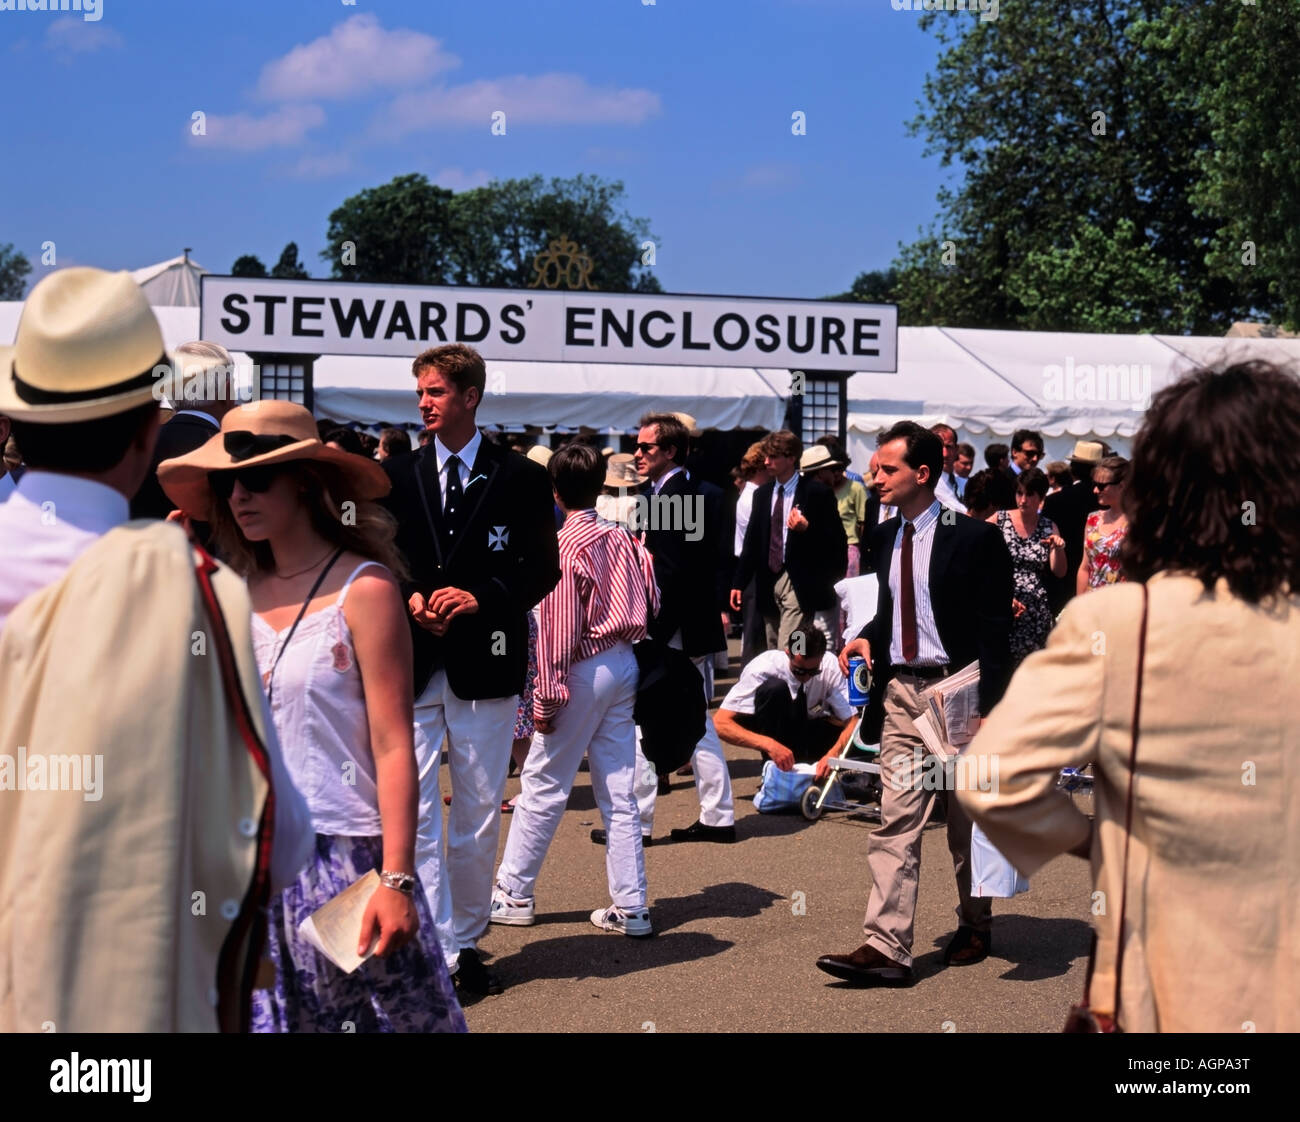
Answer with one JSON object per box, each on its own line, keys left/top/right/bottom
{"left": 763, "top": 569, "right": 813, "bottom": 652}
{"left": 861, "top": 673, "right": 992, "bottom": 966}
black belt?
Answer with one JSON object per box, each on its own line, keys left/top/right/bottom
{"left": 896, "top": 664, "right": 950, "bottom": 681}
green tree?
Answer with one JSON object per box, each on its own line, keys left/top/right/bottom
{"left": 322, "top": 173, "right": 465, "bottom": 284}
{"left": 231, "top": 254, "right": 267, "bottom": 278}
{"left": 1174, "top": 1, "right": 1300, "bottom": 329}
{"left": 270, "top": 242, "right": 309, "bottom": 280}
{"left": 825, "top": 268, "right": 899, "bottom": 304}
{"left": 886, "top": 1, "right": 1254, "bottom": 332}
{"left": 0, "top": 243, "right": 32, "bottom": 300}
{"left": 322, "top": 172, "right": 660, "bottom": 292}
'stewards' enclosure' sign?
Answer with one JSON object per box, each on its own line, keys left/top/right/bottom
{"left": 199, "top": 277, "right": 897, "bottom": 373}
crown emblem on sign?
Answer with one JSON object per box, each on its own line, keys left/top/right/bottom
{"left": 529, "top": 235, "right": 598, "bottom": 290}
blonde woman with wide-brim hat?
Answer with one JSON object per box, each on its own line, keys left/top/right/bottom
{"left": 160, "top": 401, "right": 467, "bottom": 1033}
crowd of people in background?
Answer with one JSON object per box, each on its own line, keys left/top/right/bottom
{"left": 1, "top": 266, "right": 1295, "bottom": 1034}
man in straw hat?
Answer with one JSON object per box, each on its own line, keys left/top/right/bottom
{"left": 0, "top": 267, "right": 313, "bottom": 1030}
{"left": 1041, "top": 439, "right": 1104, "bottom": 611}
{"left": 382, "top": 343, "right": 561, "bottom": 997}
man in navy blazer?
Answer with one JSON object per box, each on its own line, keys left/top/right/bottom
{"left": 730, "top": 429, "right": 847, "bottom": 652}
{"left": 382, "top": 344, "right": 560, "bottom": 997}
{"left": 816, "top": 421, "right": 1012, "bottom": 987}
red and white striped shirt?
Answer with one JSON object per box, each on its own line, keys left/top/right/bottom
{"left": 535, "top": 508, "right": 660, "bottom": 721}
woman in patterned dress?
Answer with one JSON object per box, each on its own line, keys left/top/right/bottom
{"left": 987, "top": 467, "right": 1068, "bottom": 664}
{"left": 159, "top": 402, "right": 466, "bottom": 1034}
{"left": 1078, "top": 456, "right": 1130, "bottom": 594}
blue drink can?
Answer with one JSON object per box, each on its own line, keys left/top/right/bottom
{"left": 847, "top": 657, "right": 871, "bottom": 707}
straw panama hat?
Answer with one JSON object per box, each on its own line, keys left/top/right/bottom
{"left": 799, "top": 445, "right": 844, "bottom": 474}
{"left": 526, "top": 445, "right": 552, "bottom": 467}
{"left": 604, "top": 452, "right": 645, "bottom": 490}
{"left": 0, "top": 267, "right": 178, "bottom": 424}
{"left": 1069, "top": 440, "right": 1105, "bottom": 464}
{"left": 157, "top": 399, "right": 391, "bottom": 520}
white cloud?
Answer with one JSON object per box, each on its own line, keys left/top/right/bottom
{"left": 257, "top": 14, "right": 458, "bottom": 102}
{"left": 714, "top": 162, "right": 803, "bottom": 193}
{"left": 284, "top": 151, "right": 355, "bottom": 179}
{"left": 380, "top": 73, "right": 661, "bottom": 137}
{"left": 44, "top": 16, "right": 123, "bottom": 54}
{"left": 430, "top": 167, "right": 493, "bottom": 191}
{"left": 191, "top": 104, "right": 326, "bottom": 152}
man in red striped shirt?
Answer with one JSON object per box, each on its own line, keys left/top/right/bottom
{"left": 491, "top": 443, "right": 661, "bottom": 938}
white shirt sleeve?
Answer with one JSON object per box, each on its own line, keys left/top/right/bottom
{"left": 261, "top": 692, "right": 315, "bottom": 890}
{"left": 817, "top": 658, "right": 854, "bottom": 721}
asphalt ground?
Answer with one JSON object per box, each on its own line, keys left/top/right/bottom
{"left": 459, "top": 642, "right": 1095, "bottom": 1034}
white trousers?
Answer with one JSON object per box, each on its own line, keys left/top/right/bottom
{"left": 414, "top": 670, "right": 518, "bottom": 970}
{"left": 497, "top": 642, "right": 646, "bottom": 909}
{"left": 633, "top": 634, "right": 735, "bottom": 833}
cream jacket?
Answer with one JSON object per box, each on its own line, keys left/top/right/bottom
{"left": 0, "top": 522, "right": 273, "bottom": 1032}
{"left": 959, "top": 573, "right": 1298, "bottom": 1032}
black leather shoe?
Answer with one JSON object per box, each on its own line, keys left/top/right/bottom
{"left": 815, "top": 943, "right": 914, "bottom": 986}
{"left": 590, "top": 828, "right": 653, "bottom": 847}
{"left": 657, "top": 774, "right": 671, "bottom": 796}
{"left": 454, "top": 948, "right": 502, "bottom": 997}
{"left": 943, "top": 926, "right": 991, "bottom": 966}
{"left": 668, "top": 820, "right": 736, "bottom": 844}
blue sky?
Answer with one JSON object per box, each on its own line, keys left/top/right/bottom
{"left": 0, "top": 0, "right": 964, "bottom": 299}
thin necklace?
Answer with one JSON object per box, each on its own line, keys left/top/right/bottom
{"left": 273, "top": 546, "right": 335, "bottom": 580}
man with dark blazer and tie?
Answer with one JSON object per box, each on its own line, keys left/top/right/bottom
{"left": 730, "top": 429, "right": 847, "bottom": 652}
{"left": 130, "top": 341, "right": 235, "bottom": 522}
{"left": 1041, "top": 441, "right": 1104, "bottom": 613}
{"left": 816, "top": 421, "right": 1012, "bottom": 987}
{"left": 625, "top": 412, "right": 737, "bottom": 844}
{"left": 382, "top": 343, "right": 560, "bottom": 997}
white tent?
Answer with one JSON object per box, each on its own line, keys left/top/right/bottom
{"left": 129, "top": 254, "right": 209, "bottom": 307}
{"left": 314, "top": 355, "right": 789, "bottom": 432}
{"left": 844, "top": 326, "right": 1300, "bottom": 468}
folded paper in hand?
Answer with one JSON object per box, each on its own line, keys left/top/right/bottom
{"left": 298, "top": 868, "right": 382, "bottom": 974}
{"left": 912, "top": 661, "right": 981, "bottom": 762}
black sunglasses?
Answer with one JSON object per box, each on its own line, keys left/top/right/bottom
{"left": 634, "top": 442, "right": 661, "bottom": 454}
{"left": 209, "top": 465, "right": 284, "bottom": 500}
{"left": 789, "top": 663, "right": 820, "bottom": 678}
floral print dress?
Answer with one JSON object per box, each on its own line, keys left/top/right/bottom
{"left": 996, "top": 510, "right": 1057, "bottom": 665}
{"left": 1084, "top": 511, "right": 1127, "bottom": 588}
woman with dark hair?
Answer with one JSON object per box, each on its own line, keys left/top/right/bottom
{"left": 961, "top": 468, "right": 999, "bottom": 522}
{"left": 158, "top": 402, "right": 466, "bottom": 1033}
{"left": 1077, "top": 455, "right": 1130, "bottom": 593}
{"left": 960, "top": 361, "right": 1300, "bottom": 1032}
{"left": 986, "top": 467, "right": 1067, "bottom": 663}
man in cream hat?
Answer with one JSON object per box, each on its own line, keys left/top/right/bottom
{"left": 0, "top": 267, "right": 312, "bottom": 1031}
{"left": 1041, "top": 439, "right": 1104, "bottom": 611}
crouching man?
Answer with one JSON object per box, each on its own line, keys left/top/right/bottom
{"left": 713, "top": 628, "right": 857, "bottom": 774}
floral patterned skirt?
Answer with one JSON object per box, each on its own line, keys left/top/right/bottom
{"left": 512, "top": 610, "right": 540, "bottom": 740}
{"left": 252, "top": 834, "right": 467, "bottom": 1034}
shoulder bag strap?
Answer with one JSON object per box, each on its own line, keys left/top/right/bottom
{"left": 263, "top": 548, "right": 344, "bottom": 705}
{"left": 1110, "top": 580, "right": 1149, "bottom": 1026}
{"left": 192, "top": 541, "right": 276, "bottom": 1033}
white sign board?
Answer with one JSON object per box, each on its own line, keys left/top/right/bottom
{"left": 199, "top": 277, "right": 897, "bottom": 373}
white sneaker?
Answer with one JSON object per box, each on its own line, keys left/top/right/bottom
{"left": 489, "top": 882, "right": 535, "bottom": 926}
{"left": 589, "top": 904, "right": 652, "bottom": 938}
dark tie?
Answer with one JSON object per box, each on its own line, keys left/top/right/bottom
{"left": 900, "top": 520, "right": 918, "bottom": 662}
{"left": 443, "top": 453, "right": 465, "bottom": 545}
{"left": 794, "top": 682, "right": 808, "bottom": 723}
{"left": 768, "top": 484, "right": 785, "bottom": 573}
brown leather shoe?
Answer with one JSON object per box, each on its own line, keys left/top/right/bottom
{"left": 943, "top": 926, "right": 991, "bottom": 966}
{"left": 815, "top": 943, "right": 914, "bottom": 986}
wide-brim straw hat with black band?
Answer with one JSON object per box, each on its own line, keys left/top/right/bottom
{"left": 157, "top": 400, "right": 391, "bottom": 520}
{"left": 604, "top": 452, "right": 645, "bottom": 490}
{"left": 0, "top": 267, "right": 180, "bottom": 424}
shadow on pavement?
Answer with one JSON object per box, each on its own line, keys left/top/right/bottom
{"left": 488, "top": 931, "right": 733, "bottom": 984}
{"left": 651, "top": 880, "right": 785, "bottom": 934}
{"left": 917, "top": 913, "right": 1091, "bottom": 982}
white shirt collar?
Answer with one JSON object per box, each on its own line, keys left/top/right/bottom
{"left": 171, "top": 409, "right": 220, "bottom": 429}
{"left": 434, "top": 429, "right": 483, "bottom": 474}
{"left": 653, "top": 465, "right": 684, "bottom": 494}
{"left": 903, "top": 498, "right": 942, "bottom": 532}
{"left": 13, "top": 470, "right": 130, "bottom": 532}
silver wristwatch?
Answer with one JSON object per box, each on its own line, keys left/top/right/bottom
{"left": 379, "top": 870, "right": 417, "bottom": 895}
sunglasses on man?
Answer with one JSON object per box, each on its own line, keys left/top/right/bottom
{"left": 789, "top": 661, "right": 820, "bottom": 678}
{"left": 208, "top": 464, "right": 284, "bottom": 500}
{"left": 1018, "top": 447, "right": 1043, "bottom": 459}
{"left": 634, "top": 442, "right": 661, "bottom": 454}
